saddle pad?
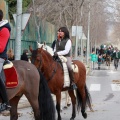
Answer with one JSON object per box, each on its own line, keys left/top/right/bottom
{"left": 4, "top": 67, "right": 18, "bottom": 88}
{"left": 59, "top": 56, "right": 78, "bottom": 73}
{"left": 62, "top": 63, "right": 70, "bottom": 87}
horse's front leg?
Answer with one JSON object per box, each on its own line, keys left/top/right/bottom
{"left": 56, "top": 92, "right": 62, "bottom": 120}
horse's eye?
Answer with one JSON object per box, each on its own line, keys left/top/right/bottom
{"left": 37, "top": 56, "right": 41, "bottom": 61}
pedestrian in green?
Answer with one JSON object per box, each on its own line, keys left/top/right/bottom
{"left": 90, "top": 51, "right": 97, "bottom": 70}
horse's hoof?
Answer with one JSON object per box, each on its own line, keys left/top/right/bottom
{"left": 70, "top": 117, "right": 74, "bottom": 120}
{"left": 82, "top": 112, "right": 87, "bottom": 119}
{"left": 63, "top": 106, "right": 68, "bottom": 109}
{"left": 67, "top": 103, "right": 71, "bottom": 107}
{"left": 58, "top": 118, "right": 62, "bottom": 120}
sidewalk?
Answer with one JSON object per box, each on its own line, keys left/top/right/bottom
{"left": 18, "top": 92, "right": 70, "bottom": 109}
{"left": 18, "top": 57, "right": 90, "bottom": 109}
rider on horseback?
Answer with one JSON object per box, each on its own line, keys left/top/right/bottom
{"left": 0, "top": 9, "right": 11, "bottom": 112}
{"left": 53, "top": 27, "right": 77, "bottom": 90}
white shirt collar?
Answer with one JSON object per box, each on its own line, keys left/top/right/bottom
{"left": 0, "top": 20, "right": 8, "bottom": 27}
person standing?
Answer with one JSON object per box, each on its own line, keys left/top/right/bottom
{"left": 98, "top": 54, "right": 102, "bottom": 70}
{"left": 21, "top": 49, "right": 29, "bottom": 61}
{"left": 83, "top": 46, "right": 86, "bottom": 57}
{"left": 53, "top": 27, "right": 77, "bottom": 90}
{"left": 112, "top": 48, "right": 120, "bottom": 69}
{"left": 90, "top": 51, "right": 97, "bottom": 70}
{"left": 7, "top": 48, "right": 14, "bottom": 61}
{"left": 0, "top": 9, "right": 11, "bottom": 112}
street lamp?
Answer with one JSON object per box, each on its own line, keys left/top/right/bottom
{"left": 81, "top": 33, "right": 87, "bottom": 62}
{"left": 14, "top": 0, "right": 22, "bottom": 60}
{"left": 14, "top": 0, "right": 31, "bottom": 60}
{"left": 86, "top": 2, "right": 91, "bottom": 65}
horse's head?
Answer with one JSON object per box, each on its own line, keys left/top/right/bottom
{"left": 30, "top": 43, "right": 54, "bottom": 72}
{"left": 30, "top": 47, "right": 42, "bottom": 70}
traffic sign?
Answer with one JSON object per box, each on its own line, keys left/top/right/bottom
{"left": 72, "top": 26, "right": 82, "bottom": 38}
{"left": 13, "top": 13, "right": 31, "bottom": 31}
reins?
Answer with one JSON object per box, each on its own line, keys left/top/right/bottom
{"left": 47, "top": 61, "right": 58, "bottom": 82}
{"left": 32, "top": 50, "right": 58, "bottom": 82}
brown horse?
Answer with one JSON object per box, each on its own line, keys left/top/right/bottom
{"left": 105, "top": 54, "right": 111, "bottom": 67}
{"left": 30, "top": 46, "right": 93, "bottom": 120}
{"left": 0, "top": 60, "right": 55, "bottom": 120}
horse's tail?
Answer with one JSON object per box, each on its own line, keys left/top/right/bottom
{"left": 38, "top": 71, "right": 56, "bottom": 120}
{"left": 76, "top": 84, "right": 93, "bottom": 112}
{"left": 84, "top": 85, "right": 93, "bottom": 111}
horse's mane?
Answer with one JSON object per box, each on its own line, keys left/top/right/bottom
{"left": 37, "top": 43, "right": 54, "bottom": 56}
{"left": 32, "top": 48, "right": 54, "bottom": 64}
{"left": 43, "top": 49, "right": 53, "bottom": 59}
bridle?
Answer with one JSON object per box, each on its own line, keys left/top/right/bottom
{"left": 31, "top": 50, "right": 42, "bottom": 72}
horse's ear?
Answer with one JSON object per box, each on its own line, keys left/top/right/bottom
{"left": 38, "top": 45, "right": 44, "bottom": 52}
{"left": 37, "top": 42, "right": 42, "bottom": 49}
{"left": 29, "top": 45, "right": 33, "bottom": 53}
{"left": 41, "top": 45, "right": 44, "bottom": 49}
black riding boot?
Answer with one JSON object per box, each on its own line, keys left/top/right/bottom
{"left": 0, "top": 59, "right": 11, "bottom": 112}
{"left": 68, "top": 70, "right": 77, "bottom": 90}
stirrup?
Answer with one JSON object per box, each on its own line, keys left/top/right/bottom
{"left": 0, "top": 103, "right": 11, "bottom": 112}
{"left": 70, "top": 83, "right": 77, "bottom": 90}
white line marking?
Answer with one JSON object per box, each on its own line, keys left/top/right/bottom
{"left": 107, "top": 70, "right": 117, "bottom": 73}
{"left": 111, "top": 84, "right": 120, "bottom": 91}
{"left": 89, "top": 84, "right": 101, "bottom": 91}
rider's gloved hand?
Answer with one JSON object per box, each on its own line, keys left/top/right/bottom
{"left": 54, "top": 52, "right": 58, "bottom": 57}
{"left": 53, "top": 52, "right": 58, "bottom": 60}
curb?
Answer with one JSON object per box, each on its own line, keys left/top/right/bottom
{"left": 18, "top": 92, "right": 68, "bottom": 109}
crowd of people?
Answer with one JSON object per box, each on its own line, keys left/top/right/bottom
{"left": 7, "top": 48, "right": 29, "bottom": 62}
{"left": 90, "top": 45, "right": 120, "bottom": 70}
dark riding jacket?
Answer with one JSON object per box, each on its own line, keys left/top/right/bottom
{"left": 55, "top": 38, "right": 70, "bottom": 57}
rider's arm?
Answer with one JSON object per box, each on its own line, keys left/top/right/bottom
{"left": 54, "top": 44, "right": 56, "bottom": 52}
{"left": 57, "top": 39, "right": 71, "bottom": 56}
{"left": 0, "top": 28, "right": 10, "bottom": 53}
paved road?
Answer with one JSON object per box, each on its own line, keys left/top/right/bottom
{"left": 2, "top": 61, "right": 120, "bottom": 120}
{"left": 58, "top": 61, "right": 120, "bottom": 120}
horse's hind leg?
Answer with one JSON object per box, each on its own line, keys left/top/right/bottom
{"left": 79, "top": 88, "right": 87, "bottom": 118}
{"left": 62, "top": 91, "right": 71, "bottom": 109}
{"left": 10, "top": 96, "right": 21, "bottom": 120}
{"left": 76, "top": 85, "right": 87, "bottom": 119}
{"left": 25, "top": 93, "right": 40, "bottom": 120}
{"left": 68, "top": 90, "right": 76, "bottom": 120}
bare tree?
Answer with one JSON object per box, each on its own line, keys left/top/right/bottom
{"left": 28, "top": 0, "right": 120, "bottom": 47}
{"left": 28, "top": 0, "right": 85, "bottom": 30}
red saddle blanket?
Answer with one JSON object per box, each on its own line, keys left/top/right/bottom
{"left": 4, "top": 66, "right": 18, "bottom": 88}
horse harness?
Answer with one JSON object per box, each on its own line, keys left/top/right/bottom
{"left": 32, "top": 52, "right": 58, "bottom": 82}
